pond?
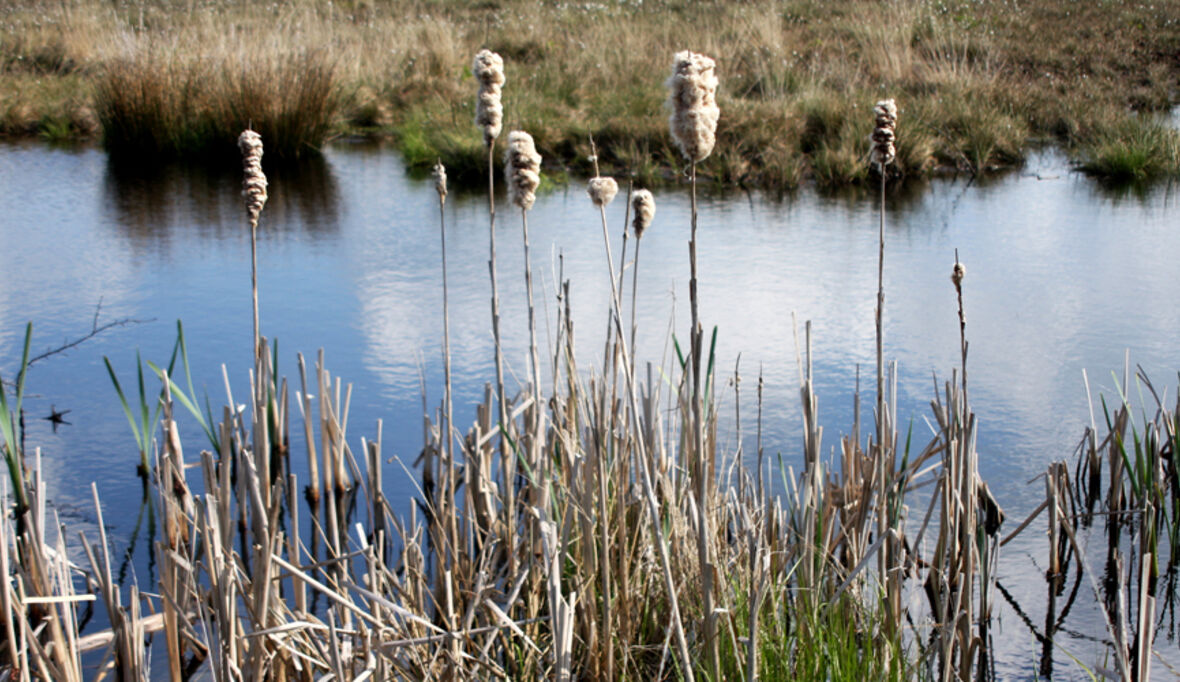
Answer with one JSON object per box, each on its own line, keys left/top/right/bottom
{"left": 1, "top": 139, "right": 1178, "bottom": 678}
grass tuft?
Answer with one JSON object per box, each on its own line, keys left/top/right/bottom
{"left": 1079, "top": 116, "right": 1180, "bottom": 181}
{"left": 95, "top": 48, "right": 343, "bottom": 160}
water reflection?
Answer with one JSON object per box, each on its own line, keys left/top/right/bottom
{"left": 1091, "top": 174, "right": 1179, "bottom": 205}
{"left": 102, "top": 152, "right": 341, "bottom": 245}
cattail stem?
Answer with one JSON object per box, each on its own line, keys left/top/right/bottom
{"left": 436, "top": 174, "right": 461, "bottom": 638}
{"left": 629, "top": 235, "right": 642, "bottom": 367}
{"left": 875, "top": 165, "right": 896, "bottom": 636}
{"left": 250, "top": 219, "right": 260, "bottom": 364}
{"left": 520, "top": 206, "right": 544, "bottom": 510}
{"left": 688, "top": 159, "right": 719, "bottom": 682}
{"left": 486, "top": 141, "right": 514, "bottom": 575}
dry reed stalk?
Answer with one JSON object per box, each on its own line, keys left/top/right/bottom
{"left": 432, "top": 158, "right": 463, "bottom": 670}
{"left": 298, "top": 352, "right": 321, "bottom": 504}
{"left": 473, "top": 49, "right": 515, "bottom": 577}
{"left": 668, "top": 48, "right": 721, "bottom": 681}
{"left": 868, "top": 98, "right": 905, "bottom": 645}
{"left": 506, "top": 130, "right": 548, "bottom": 569}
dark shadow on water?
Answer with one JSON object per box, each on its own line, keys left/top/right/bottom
{"left": 102, "top": 152, "right": 341, "bottom": 246}
{"left": 1090, "top": 174, "right": 1178, "bottom": 206}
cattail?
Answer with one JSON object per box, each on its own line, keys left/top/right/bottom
{"left": 951, "top": 261, "right": 966, "bottom": 288}
{"left": 631, "top": 189, "right": 655, "bottom": 239}
{"left": 587, "top": 176, "right": 618, "bottom": 207}
{"left": 505, "top": 131, "right": 541, "bottom": 211}
{"left": 667, "top": 51, "right": 720, "bottom": 163}
{"left": 472, "top": 49, "right": 505, "bottom": 146}
{"left": 871, "top": 99, "right": 898, "bottom": 170}
{"left": 238, "top": 130, "right": 268, "bottom": 225}
{"left": 433, "top": 160, "right": 448, "bottom": 203}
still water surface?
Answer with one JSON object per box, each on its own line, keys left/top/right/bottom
{"left": 0, "top": 140, "right": 1177, "bottom": 677}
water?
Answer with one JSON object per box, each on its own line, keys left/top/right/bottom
{"left": 1, "top": 139, "right": 1178, "bottom": 678}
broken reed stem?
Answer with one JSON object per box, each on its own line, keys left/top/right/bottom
{"left": 520, "top": 206, "right": 544, "bottom": 509}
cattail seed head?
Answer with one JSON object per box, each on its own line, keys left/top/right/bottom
{"left": 472, "top": 49, "right": 505, "bottom": 146}
{"left": 432, "top": 160, "right": 448, "bottom": 202}
{"left": 631, "top": 189, "right": 655, "bottom": 239}
{"left": 870, "top": 99, "right": 898, "bottom": 170}
{"left": 238, "top": 129, "right": 267, "bottom": 225}
{"left": 951, "top": 261, "right": 966, "bottom": 288}
{"left": 587, "top": 176, "right": 618, "bottom": 207}
{"left": 505, "top": 130, "right": 541, "bottom": 211}
{"left": 667, "top": 51, "right": 720, "bottom": 163}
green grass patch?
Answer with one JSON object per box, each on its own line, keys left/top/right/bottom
{"left": 1079, "top": 116, "right": 1180, "bottom": 181}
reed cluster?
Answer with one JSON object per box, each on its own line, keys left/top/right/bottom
{"left": 2, "top": 41, "right": 1179, "bottom": 682}
{"left": 95, "top": 47, "right": 341, "bottom": 159}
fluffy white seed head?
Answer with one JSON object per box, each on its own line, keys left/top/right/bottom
{"left": 951, "top": 261, "right": 966, "bottom": 287}
{"left": 631, "top": 189, "right": 655, "bottom": 238}
{"left": 587, "top": 176, "right": 618, "bottom": 207}
{"left": 238, "top": 129, "right": 268, "bottom": 225}
{"left": 870, "top": 98, "right": 898, "bottom": 170}
{"left": 505, "top": 130, "right": 541, "bottom": 211}
{"left": 667, "top": 51, "right": 720, "bottom": 163}
{"left": 432, "top": 160, "right": 447, "bottom": 202}
{"left": 473, "top": 50, "right": 505, "bottom": 146}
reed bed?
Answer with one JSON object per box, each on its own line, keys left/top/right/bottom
{"left": 2, "top": 45, "right": 1180, "bottom": 682}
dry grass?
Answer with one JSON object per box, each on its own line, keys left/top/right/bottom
{"left": 1, "top": 0, "right": 1177, "bottom": 183}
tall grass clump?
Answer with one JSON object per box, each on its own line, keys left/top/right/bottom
{"left": 96, "top": 48, "right": 341, "bottom": 159}
{"left": 1079, "top": 115, "right": 1180, "bottom": 182}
